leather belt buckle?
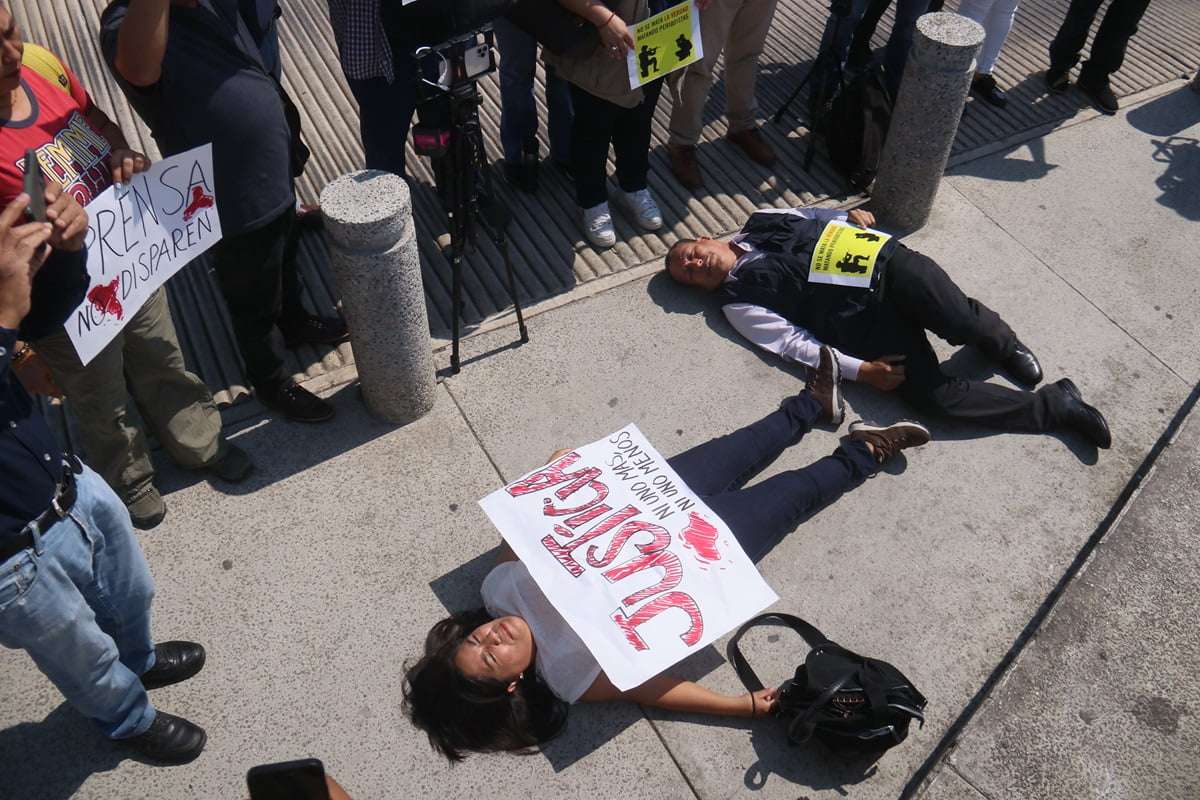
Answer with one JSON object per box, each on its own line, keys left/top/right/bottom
{"left": 51, "top": 495, "right": 67, "bottom": 519}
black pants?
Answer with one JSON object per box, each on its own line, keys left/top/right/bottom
{"left": 835, "top": 246, "right": 1068, "bottom": 432}
{"left": 210, "top": 207, "right": 306, "bottom": 390}
{"left": 568, "top": 79, "right": 664, "bottom": 209}
{"left": 1049, "top": 0, "right": 1151, "bottom": 82}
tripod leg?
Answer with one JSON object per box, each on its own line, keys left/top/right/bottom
{"left": 499, "top": 236, "right": 529, "bottom": 344}
{"left": 450, "top": 252, "right": 462, "bottom": 374}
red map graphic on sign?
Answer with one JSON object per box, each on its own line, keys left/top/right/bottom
{"left": 182, "top": 185, "right": 214, "bottom": 221}
{"left": 87, "top": 277, "right": 123, "bottom": 321}
{"left": 679, "top": 511, "right": 721, "bottom": 564}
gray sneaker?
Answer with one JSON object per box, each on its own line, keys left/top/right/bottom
{"left": 613, "top": 188, "right": 663, "bottom": 231}
{"left": 127, "top": 487, "right": 166, "bottom": 530}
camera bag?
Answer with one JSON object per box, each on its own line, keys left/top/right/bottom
{"left": 728, "top": 612, "right": 926, "bottom": 753}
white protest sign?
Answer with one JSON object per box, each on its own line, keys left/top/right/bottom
{"left": 479, "top": 424, "right": 778, "bottom": 691}
{"left": 68, "top": 144, "right": 222, "bottom": 365}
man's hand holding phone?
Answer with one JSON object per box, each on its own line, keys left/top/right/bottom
{"left": 0, "top": 193, "right": 54, "bottom": 330}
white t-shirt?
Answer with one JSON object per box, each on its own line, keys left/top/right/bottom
{"left": 481, "top": 561, "right": 602, "bottom": 704}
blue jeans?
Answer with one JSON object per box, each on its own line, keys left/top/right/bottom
{"left": 493, "top": 18, "right": 574, "bottom": 164}
{"left": 0, "top": 466, "right": 157, "bottom": 739}
{"left": 667, "top": 392, "right": 879, "bottom": 561}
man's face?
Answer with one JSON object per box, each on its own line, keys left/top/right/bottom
{"left": 0, "top": 9, "right": 23, "bottom": 95}
{"left": 666, "top": 237, "right": 735, "bottom": 292}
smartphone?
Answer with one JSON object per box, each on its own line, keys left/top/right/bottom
{"left": 246, "top": 758, "right": 331, "bottom": 800}
{"left": 23, "top": 148, "right": 46, "bottom": 222}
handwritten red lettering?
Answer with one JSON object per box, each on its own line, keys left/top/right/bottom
{"left": 540, "top": 505, "right": 640, "bottom": 577}
{"left": 612, "top": 592, "right": 704, "bottom": 651}
{"left": 603, "top": 550, "right": 684, "bottom": 606}
{"left": 585, "top": 520, "right": 670, "bottom": 569}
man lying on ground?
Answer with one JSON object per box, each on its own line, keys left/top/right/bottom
{"left": 664, "top": 206, "right": 1111, "bottom": 449}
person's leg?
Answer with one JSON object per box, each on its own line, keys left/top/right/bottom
{"left": 209, "top": 213, "right": 291, "bottom": 392}
{"left": 667, "top": 0, "right": 738, "bottom": 146}
{"left": 848, "top": 0, "right": 891, "bottom": 66}
{"left": 1048, "top": 0, "right": 1105, "bottom": 72}
{"left": 34, "top": 329, "right": 156, "bottom": 504}
{"left": 666, "top": 391, "right": 823, "bottom": 497}
{"left": 545, "top": 65, "right": 575, "bottom": 165}
{"left": 705, "top": 440, "right": 879, "bottom": 561}
{"left": 1078, "top": 0, "right": 1151, "bottom": 83}
{"left": 119, "top": 288, "right": 224, "bottom": 470}
{"left": 346, "top": 70, "right": 417, "bottom": 176}
{"left": 493, "top": 18, "right": 539, "bottom": 164}
{"left": 0, "top": 468, "right": 155, "bottom": 739}
{"left": 569, "top": 83, "right": 618, "bottom": 208}
{"left": 883, "top": 0, "right": 932, "bottom": 94}
{"left": 612, "top": 79, "right": 664, "bottom": 193}
{"left": 275, "top": 208, "right": 309, "bottom": 325}
{"left": 723, "top": 0, "right": 780, "bottom": 134}
{"left": 959, "top": 0, "right": 1014, "bottom": 75}
{"left": 884, "top": 246, "right": 1016, "bottom": 362}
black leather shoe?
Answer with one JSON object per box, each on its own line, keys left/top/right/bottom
{"left": 258, "top": 380, "right": 335, "bottom": 424}
{"left": 204, "top": 443, "right": 254, "bottom": 483}
{"left": 125, "top": 711, "right": 207, "bottom": 765}
{"left": 1056, "top": 378, "right": 1111, "bottom": 449}
{"left": 1004, "top": 339, "right": 1043, "bottom": 386}
{"left": 1045, "top": 65, "right": 1071, "bottom": 93}
{"left": 141, "top": 641, "right": 207, "bottom": 691}
{"left": 971, "top": 73, "right": 1008, "bottom": 108}
{"left": 279, "top": 314, "right": 349, "bottom": 348}
{"left": 1076, "top": 73, "right": 1119, "bottom": 115}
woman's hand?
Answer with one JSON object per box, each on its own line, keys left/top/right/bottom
{"left": 547, "top": 447, "right": 573, "bottom": 463}
{"left": 744, "top": 687, "right": 779, "bottom": 717}
{"left": 44, "top": 182, "right": 88, "bottom": 252}
{"left": 847, "top": 208, "right": 875, "bottom": 228}
{"left": 597, "top": 12, "right": 635, "bottom": 59}
{"left": 858, "top": 355, "right": 906, "bottom": 391}
{"left": 109, "top": 148, "right": 151, "bottom": 185}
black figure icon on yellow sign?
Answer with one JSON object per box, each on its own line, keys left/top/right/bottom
{"left": 835, "top": 252, "right": 872, "bottom": 274}
{"left": 639, "top": 45, "right": 659, "bottom": 79}
{"left": 675, "top": 34, "right": 693, "bottom": 61}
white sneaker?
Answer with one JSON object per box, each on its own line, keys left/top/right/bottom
{"left": 614, "top": 188, "right": 663, "bottom": 231}
{"left": 581, "top": 202, "right": 617, "bottom": 248}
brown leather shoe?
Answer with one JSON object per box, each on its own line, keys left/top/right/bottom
{"left": 847, "top": 420, "right": 931, "bottom": 463}
{"left": 668, "top": 143, "right": 704, "bottom": 190}
{"left": 808, "top": 345, "right": 844, "bottom": 426}
{"left": 726, "top": 127, "right": 776, "bottom": 166}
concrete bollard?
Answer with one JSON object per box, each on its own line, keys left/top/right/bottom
{"left": 320, "top": 170, "right": 436, "bottom": 424}
{"left": 872, "top": 12, "right": 984, "bottom": 231}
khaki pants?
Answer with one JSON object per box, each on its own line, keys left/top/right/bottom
{"left": 667, "top": 0, "right": 780, "bottom": 146}
{"left": 35, "top": 287, "right": 224, "bottom": 503}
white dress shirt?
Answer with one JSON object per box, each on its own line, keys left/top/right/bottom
{"left": 722, "top": 207, "right": 867, "bottom": 381}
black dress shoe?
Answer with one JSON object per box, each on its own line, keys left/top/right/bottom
{"left": 125, "top": 711, "right": 207, "bottom": 765}
{"left": 204, "top": 443, "right": 254, "bottom": 483}
{"left": 258, "top": 380, "right": 335, "bottom": 424}
{"left": 971, "top": 73, "right": 1008, "bottom": 108}
{"left": 1056, "top": 378, "right": 1112, "bottom": 449}
{"left": 1004, "top": 339, "right": 1043, "bottom": 386}
{"left": 1045, "top": 65, "right": 1071, "bottom": 93}
{"left": 1076, "top": 73, "right": 1119, "bottom": 115}
{"left": 141, "top": 641, "right": 207, "bottom": 691}
{"left": 278, "top": 314, "right": 349, "bottom": 348}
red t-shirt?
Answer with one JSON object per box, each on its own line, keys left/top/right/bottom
{"left": 0, "top": 60, "right": 112, "bottom": 209}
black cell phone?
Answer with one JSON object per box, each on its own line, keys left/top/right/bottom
{"left": 246, "top": 758, "right": 331, "bottom": 800}
{"left": 23, "top": 148, "right": 46, "bottom": 222}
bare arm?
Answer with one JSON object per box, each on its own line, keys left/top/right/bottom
{"left": 554, "top": 0, "right": 635, "bottom": 55}
{"left": 579, "top": 671, "right": 777, "bottom": 718}
{"left": 113, "top": 0, "right": 173, "bottom": 87}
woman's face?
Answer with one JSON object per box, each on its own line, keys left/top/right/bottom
{"left": 454, "top": 615, "right": 535, "bottom": 687}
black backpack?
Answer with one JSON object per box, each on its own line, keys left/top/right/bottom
{"left": 728, "top": 613, "right": 926, "bottom": 752}
{"left": 825, "top": 63, "right": 894, "bottom": 192}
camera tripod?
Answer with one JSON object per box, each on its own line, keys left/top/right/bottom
{"left": 415, "top": 42, "right": 529, "bottom": 374}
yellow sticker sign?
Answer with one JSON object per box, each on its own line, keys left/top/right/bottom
{"left": 626, "top": 0, "right": 704, "bottom": 89}
{"left": 808, "top": 220, "right": 892, "bottom": 289}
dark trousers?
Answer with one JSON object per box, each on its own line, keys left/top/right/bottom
{"left": 346, "top": 65, "right": 418, "bottom": 176}
{"left": 837, "top": 246, "right": 1067, "bottom": 432}
{"left": 818, "top": 0, "right": 931, "bottom": 97}
{"left": 667, "top": 392, "right": 879, "bottom": 562}
{"left": 1049, "top": 0, "right": 1152, "bottom": 82}
{"left": 210, "top": 208, "right": 305, "bottom": 390}
{"left": 493, "top": 18, "right": 573, "bottom": 164}
{"left": 568, "top": 80, "right": 664, "bottom": 209}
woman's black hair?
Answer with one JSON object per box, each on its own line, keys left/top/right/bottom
{"left": 402, "top": 608, "right": 569, "bottom": 762}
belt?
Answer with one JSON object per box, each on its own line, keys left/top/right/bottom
{"left": 0, "top": 458, "right": 81, "bottom": 564}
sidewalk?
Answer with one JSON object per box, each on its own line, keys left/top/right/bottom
{"left": 1, "top": 84, "right": 1197, "bottom": 800}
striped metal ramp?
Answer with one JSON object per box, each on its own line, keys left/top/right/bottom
{"left": 15, "top": 0, "right": 1200, "bottom": 411}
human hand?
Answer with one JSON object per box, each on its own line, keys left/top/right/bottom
{"left": 109, "top": 148, "right": 151, "bottom": 185}
{"left": 13, "top": 347, "right": 63, "bottom": 397}
{"left": 327, "top": 775, "right": 353, "bottom": 800}
{"left": 547, "top": 447, "right": 574, "bottom": 463}
{"left": 847, "top": 208, "right": 875, "bottom": 228}
{"left": 745, "top": 687, "right": 779, "bottom": 717}
{"left": 597, "top": 13, "right": 634, "bottom": 59}
{"left": 44, "top": 182, "right": 88, "bottom": 252}
{"left": 0, "top": 194, "right": 54, "bottom": 329}
{"left": 859, "top": 355, "right": 906, "bottom": 391}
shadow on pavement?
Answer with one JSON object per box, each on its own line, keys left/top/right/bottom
{"left": 0, "top": 704, "right": 128, "bottom": 799}
{"left": 1125, "top": 87, "right": 1200, "bottom": 222}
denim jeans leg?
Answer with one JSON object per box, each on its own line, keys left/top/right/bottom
{"left": 0, "top": 468, "right": 156, "bottom": 739}
{"left": 546, "top": 67, "right": 575, "bottom": 165}
{"left": 494, "top": 18, "right": 539, "bottom": 163}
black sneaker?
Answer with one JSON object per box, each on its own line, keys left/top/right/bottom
{"left": 258, "top": 380, "right": 335, "bottom": 424}
{"left": 204, "top": 443, "right": 254, "bottom": 482}
{"left": 278, "top": 314, "right": 349, "bottom": 348}
{"left": 1077, "top": 73, "right": 1119, "bottom": 115}
{"left": 125, "top": 711, "right": 207, "bottom": 765}
{"left": 1045, "top": 65, "right": 1071, "bottom": 93}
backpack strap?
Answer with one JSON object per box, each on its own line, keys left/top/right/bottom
{"left": 727, "top": 612, "right": 832, "bottom": 692}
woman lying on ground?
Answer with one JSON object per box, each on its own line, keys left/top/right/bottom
{"left": 403, "top": 348, "right": 930, "bottom": 761}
